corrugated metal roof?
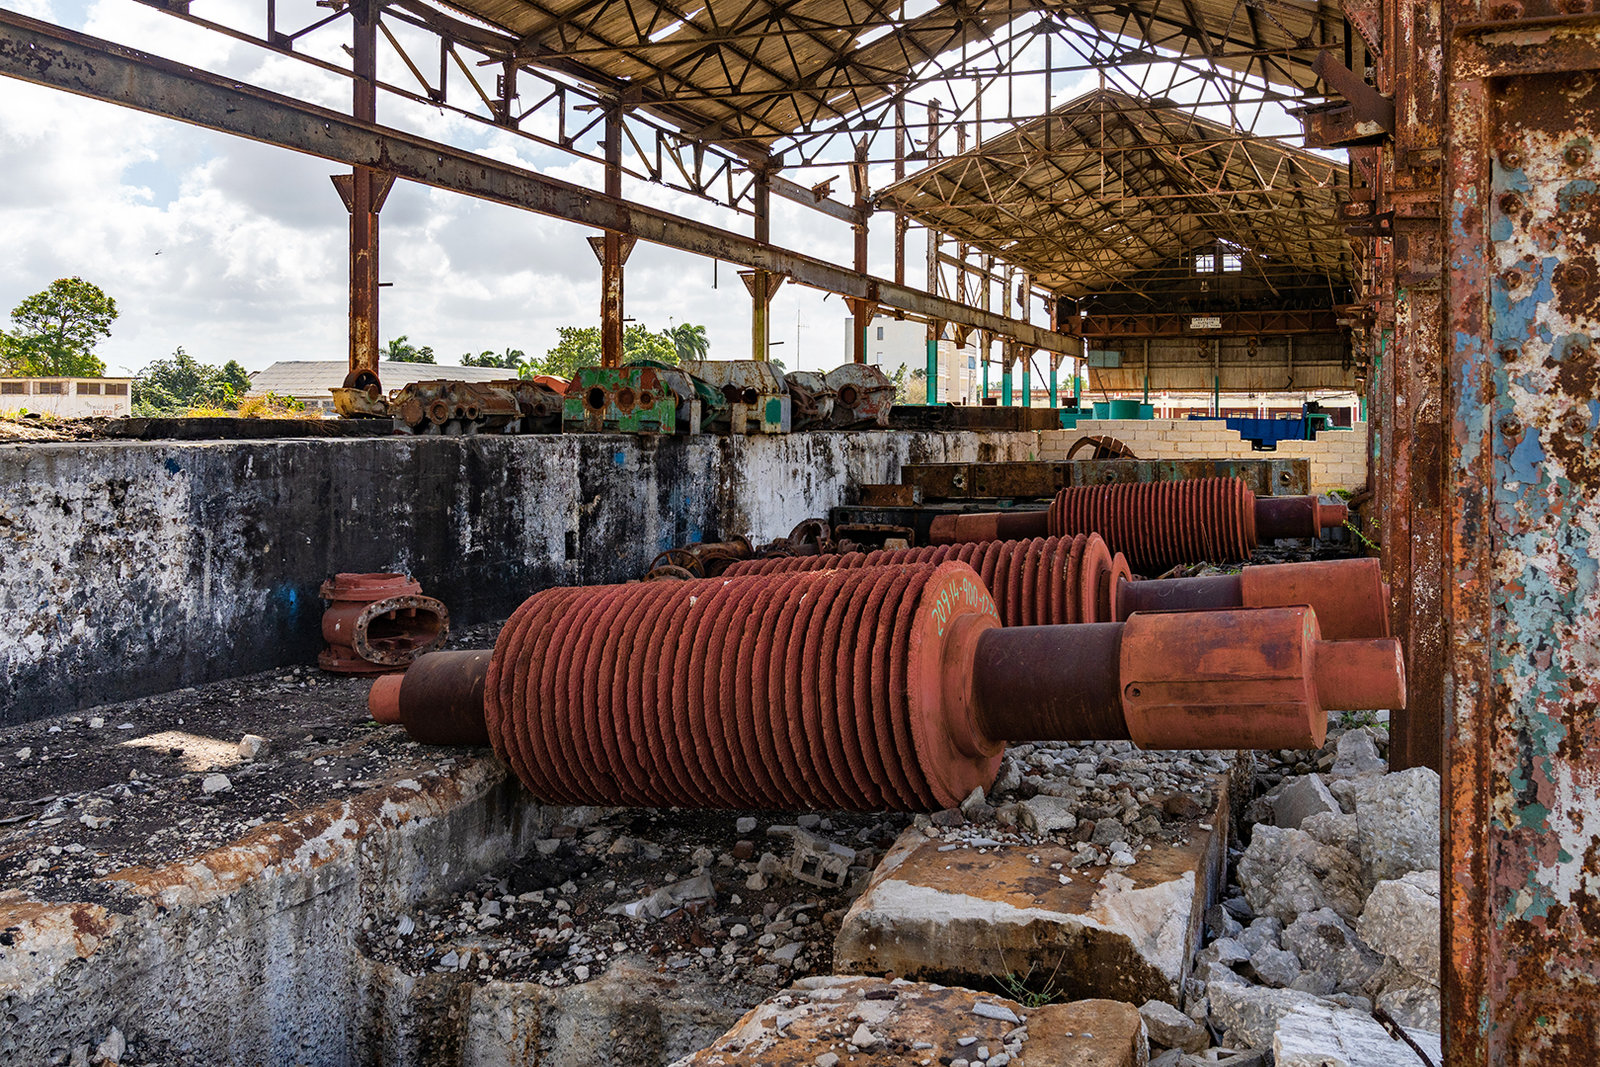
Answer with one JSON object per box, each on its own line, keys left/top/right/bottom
{"left": 249, "top": 361, "right": 513, "bottom": 400}
{"left": 877, "top": 88, "right": 1350, "bottom": 300}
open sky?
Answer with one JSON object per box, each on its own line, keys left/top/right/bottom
{"left": 0, "top": 0, "right": 922, "bottom": 376}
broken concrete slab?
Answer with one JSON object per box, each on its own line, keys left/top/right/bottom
{"left": 1271, "top": 775, "right": 1339, "bottom": 831}
{"left": 1272, "top": 1002, "right": 1440, "bottom": 1066}
{"left": 1207, "top": 975, "right": 1342, "bottom": 1049}
{"left": 670, "top": 976, "right": 1147, "bottom": 1066}
{"left": 1353, "top": 769, "right": 1440, "bottom": 886}
{"left": 1357, "top": 870, "right": 1441, "bottom": 985}
{"left": 835, "top": 779, "right": 1229, "bottom": 1004}
{"left": 1235, "top": 825, "right": 1365, "bottom": 925}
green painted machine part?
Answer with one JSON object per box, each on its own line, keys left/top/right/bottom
{"left": 562, "top": 361, "right": 708, "bottom": 434}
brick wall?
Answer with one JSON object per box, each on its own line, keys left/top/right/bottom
{"left": 1039, "top": 420, "right": 1368, "bottom": 494}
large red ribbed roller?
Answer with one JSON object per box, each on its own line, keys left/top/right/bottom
{"left": 931, "top": 477, "right": 1346, "bottom": 572}
{"left": 483, "top": 561, "right": 1009, "bottom": 810}
{"left": 721, "top": 534, "right": 1125, "bottom": 628}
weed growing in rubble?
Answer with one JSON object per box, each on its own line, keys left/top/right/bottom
{"left": 995, "top": 967, "right": 1067, "bottom": 1009}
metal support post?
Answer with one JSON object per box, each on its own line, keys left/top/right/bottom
{"left": 339, "top": 0, "right": 384, "bottom": 385}
{"left": 751, "top": 168, "right": 772, "bottom": 361}
{"left": 1444, "top": 9, "right": 1600, "bottom": 1060}
{"left": 595, "top": 103, "right": 627, "bottom": 367}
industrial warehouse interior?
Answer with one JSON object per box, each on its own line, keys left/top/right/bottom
{"left": 0, "top": 0, "right": 1586, "bottom": 1063}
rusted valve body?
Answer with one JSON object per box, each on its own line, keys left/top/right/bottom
{"left": 319, "top": 572, "right": 450, "bottom": 674}
{"left": 723, "top": 538, "right": 1388, "bottom": 641}
{"left": 928, "top": 478, "right": 1349, "bottom": 571}
{"left": 373, "top": 563, "right": 1404, "bottom": 810}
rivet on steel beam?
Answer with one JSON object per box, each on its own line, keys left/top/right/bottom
{"left": 1563, "top": 410, "right": 1589, "bottom": 435}
{"left": 1499, "top": 149, "right": 1523, "bottom": 169}
{"left": 1490, "top": 0, "right": 1523, "bottom": 18}
{"left": 1500, "top": 416, "right": 1523, "bottom": 436}
{"left": 1499, "top": 193, "right": 1525, "bottom": 214}
{"left": 1501, "top": 270, "right": 1524, "bottom": 289}
{"left": 1567, "top": 143, "right": 1593, "bottom": 166}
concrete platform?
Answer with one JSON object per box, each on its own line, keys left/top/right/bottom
{"left": 833, "top": 777, "right": 1231, "bottom": 1005}
{"left": 674, "top": 975, "right": 1148, "bottom": 1066}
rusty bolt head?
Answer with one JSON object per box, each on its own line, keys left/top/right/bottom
{"left": 1500, "top": 192, "right": 1526, "bottom": 214}
{"left": 1500, "top": 148, "right": 1524, "bottom": 169}
{"left": 1501, "top": 269, "right": 1525, "bottom": 289}
{"left": 1490, "top": 0, "right": 1524, "bottom": 17}
{"left": 1499, "top": 415, "right": 1523, "bottom": 436}
{"left": 1561, "top": 0, "right": 1593, "bottom": 12}
{"left": 1568, "top": 144, "right": 1593, "bottom": 167}
{"left": 1563, "top": 410, "right": 1590, "bottom": 435}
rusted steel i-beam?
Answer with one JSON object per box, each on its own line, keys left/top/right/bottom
{"left": 600, "top": 105, "right": 625, "bottom": 368}
{"left": 1445, "top": 12, "right": 1600, "bottom": 1062}
{"left": 0, "top": 12, "right": 1080, "bottom": 359}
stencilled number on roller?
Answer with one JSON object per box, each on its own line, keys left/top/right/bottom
{"left": 927, "top": 574, "right": 997, "bottom": 638}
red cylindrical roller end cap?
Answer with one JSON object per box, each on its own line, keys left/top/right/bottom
{"left": 1313, "top": 638, "right": 1407, "bottom": 712}
{"left": 369, "top": 673, "right": 405, "bottom": 724}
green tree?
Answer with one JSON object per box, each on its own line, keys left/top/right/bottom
{"left": 133, "top": 348, "right": 251, "bottom": 414}
{"left": 0, "top": 277, "right": 117, "bottom": 377}
{"left": 461, "top": 347, "right": 526, "bottom": 369}
{"left": 664, "top": 322, "right": 710, "bottom": 362}
{"left": 890, "top": 362, "right": 924, "bottom": 404}
{"left": 384, "top": 336, "right": 436, "bottom": 363}
{"left": 523, "top": 325, "right": 680, "bottom": 380}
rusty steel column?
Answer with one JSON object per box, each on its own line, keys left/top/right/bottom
{"left": 1383, "top": 0, "right": 1447, "bottom": 776}
{"left": 894, "top": 97, "right": 907, "bottom": 288}
{"left": 749, "top": 168, "right": 774, "bottom": 361}
{"left": 1445, "top": 8, "right": 1600, "bottom": 1062}
{"left": 851, "top": 142, "right": 871, "bottom": 366}
{"left": 598, "top": 103, "right": 627, "bottom": 368}
{"left": 337, "top": 0, "right": 389, "bottom": 386}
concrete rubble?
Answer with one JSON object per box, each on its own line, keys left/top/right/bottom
{"left": 670, "top": 976, "right": 1147, "bottom": 1066}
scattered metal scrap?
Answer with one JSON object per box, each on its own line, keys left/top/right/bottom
{"left": 1066, "top": 434, "right": 1138, "bottom": 460}
{"left": 373, "top": 561, "right": 1404, "bottom": 810}
{"left": 318, "top": 572, "right": 449, "bottom": 674}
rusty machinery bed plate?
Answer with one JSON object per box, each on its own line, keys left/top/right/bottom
{"left": 899, "top": 458, "right": 1311, "bottom": 501}
{"left": 828, "top": 504, "right": 1050, "bottom": 547}
{"left": 106, "top": 418, "right": 394, "bottom": 440}
{"left": 886, "top": 404, "right": 1065, "bottom": 432}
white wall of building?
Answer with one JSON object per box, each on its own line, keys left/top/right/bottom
{"left": 0, "top": 378, "right": 133, "bottom": 418}
{"left": 844, "top": 315, "right": 983, "bottom": 403}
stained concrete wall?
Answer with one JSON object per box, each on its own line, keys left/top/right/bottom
{"left": 0, "top": 430, "right": 1036, "bottom": 726}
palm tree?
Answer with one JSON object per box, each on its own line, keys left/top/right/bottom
{"left": 666, "top": 322, "right": 710, "bottom": 362}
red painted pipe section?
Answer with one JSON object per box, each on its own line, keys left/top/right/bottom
{"left": 318, "top": 572, "right": 450, "bottom": 674}
{"left": 374, "top": 563, "right": 1406, "bottom": 811}
{"left": 926, "top": 478, "right": 1350, "bottom": 572}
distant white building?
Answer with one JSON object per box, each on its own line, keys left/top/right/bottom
{"left": 0, "top": 377, "right": 133, "bottom": 418}
{"left": 844, "top": 315, "right": 982, "bottom": 404}
{"left": 249, "top": 360, "right": 514, "bottom": 413}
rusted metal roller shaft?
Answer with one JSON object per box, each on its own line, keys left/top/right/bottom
{"left": 371, "top": 562, "right": 1404, "bottom": 812}
{"left": 928, "top": 478, "right": 1349, "bottom": 572}
{"left": 722, "top": 538, "right": 1389, "bottom": 641}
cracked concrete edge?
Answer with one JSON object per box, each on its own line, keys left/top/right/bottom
{"left": 0, "top": 754, "right": 578, "bottom": 1062}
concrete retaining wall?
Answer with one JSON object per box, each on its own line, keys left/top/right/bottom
{"left": 0, "top": 431, "right": 1036, "bottom": 726}
{"left": 1040, "top": 421, "right": 1369, "bottom": 495}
